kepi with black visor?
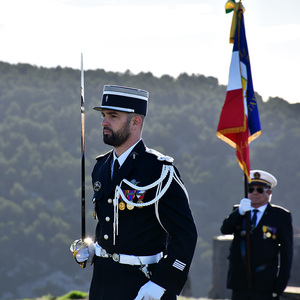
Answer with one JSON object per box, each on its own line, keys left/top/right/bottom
{"left": 93, "top": 85, "right": 149, "bottom": 116}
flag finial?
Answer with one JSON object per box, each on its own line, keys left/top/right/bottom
{"left": 225, "top": 0, "right": 245, "bottom": 43}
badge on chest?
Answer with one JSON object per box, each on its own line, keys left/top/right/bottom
{"left": 262, "top": 225, "right": 277, "bottom": 240}
{"left": 118, "top": 189, "right": 146, "bottom": 211}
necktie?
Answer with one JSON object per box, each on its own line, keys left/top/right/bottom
{"left": 251, "top": 209, "right": 259, "bottom": 228}
{"left": 112, "top": 159, "right": 120, "bottom": 179}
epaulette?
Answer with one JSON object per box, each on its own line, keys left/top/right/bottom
{"left": 145, "top": 147, "right": 174, "bottom": 163}
{"left": 95, "top": 150, "right": 112, "bottom": 161}
{"left": 271, "top": 204, "right": 291, "bottom": 213}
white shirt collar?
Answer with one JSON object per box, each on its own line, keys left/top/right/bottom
{"left": 251, "top": 203, "right": 268, "bottom": 214}
{"left": 113, "top": 139, "right": 141, "bottom": 167}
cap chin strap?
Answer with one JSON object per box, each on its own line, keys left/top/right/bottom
{"left": 112, "top": 165, "right": 189, "bottom": 244}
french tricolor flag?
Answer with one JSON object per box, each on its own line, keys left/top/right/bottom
{"left": 217, "top": 9, "right": 261, "bottom": 181}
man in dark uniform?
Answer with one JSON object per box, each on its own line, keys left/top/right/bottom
{"left": 221, "top": 170, "right": 293, "bottom": 300}
{"left": 71, "top": 85, "right": 198, "bottom": 300}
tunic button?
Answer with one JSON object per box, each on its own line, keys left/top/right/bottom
{"left": 108, "top": 198, "right": 112, "bottom": 204}
{"left": 105, "top": 216, "right": 110, "bottom": 222}
{"left": 104, "top": 234, "right": 109, "bottom": 240}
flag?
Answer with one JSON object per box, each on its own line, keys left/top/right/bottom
{"left": 216, "top": 8, "right": 261, "bottom": 181}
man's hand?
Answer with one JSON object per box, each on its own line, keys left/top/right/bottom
{"left": 134, "top": 281, "right": 166, "bottom": 300}
{"left": 70, "top": 238, "right": 95, "bottom": 265}
{"left": 239, "top": 198, "right": 251, "bottom": 215}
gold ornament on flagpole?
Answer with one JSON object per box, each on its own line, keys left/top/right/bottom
{"left": 225, "top": 0, "right": 245, "bottom": 43}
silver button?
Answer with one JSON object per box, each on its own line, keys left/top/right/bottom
{"left": 108, "top": 198, "right": 112, "bottom": 204}
{"left": 105, "top": 216, "right": 110, "bottom": 222}
{"left": 104, "top": 234, "right": 109, "bottom": 240}
{"left": 100, "top": 248, "right": 108, "bottom": 258}
{"left": 112, "top": 253, "right": 120, "bottom": 262}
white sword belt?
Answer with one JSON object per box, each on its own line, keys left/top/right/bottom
{"left": 95, "top": 243, "right": 163, "bottom": 265}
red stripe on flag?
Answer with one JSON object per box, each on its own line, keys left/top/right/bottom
{"left": 217, "top": 89, "right": 245, "bottom": 135}
{"left": 235, "top": 119, "right": 250, "bottom": 178}
{"left": 217, "top": 88, "right": 250, "bottom": 179}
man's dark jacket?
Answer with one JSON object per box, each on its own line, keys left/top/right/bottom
{"left": 91, "top": 140, "right": 197, "bottom": 298}
{"left": 221, "top": 203, "right": 293, "bottom": 295}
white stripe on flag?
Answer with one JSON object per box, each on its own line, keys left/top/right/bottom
{"left": 227, "top": 51, "right": 242, "bottom": 92}
{"left": 240, "top": 61, "right": 249, "bottom": 117}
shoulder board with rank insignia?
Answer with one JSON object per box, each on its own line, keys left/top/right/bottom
{"left": 145, "top": 148, "right": 174, "bottom": 163}
{"left": 95, "top": 150, "right": 112, "bottom": 161}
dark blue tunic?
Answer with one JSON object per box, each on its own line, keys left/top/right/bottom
{"left": 89, "top": 140, "right": 197, "bottom": 300}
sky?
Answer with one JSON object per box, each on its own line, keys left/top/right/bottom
{"left": 1, "top": 0, "right": 300, "bottom": 104}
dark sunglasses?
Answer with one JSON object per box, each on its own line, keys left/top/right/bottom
{"left": 248, "top": 187, "right": 269, "bottom": 194}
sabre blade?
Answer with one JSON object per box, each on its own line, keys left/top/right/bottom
{"left": 81, "top": 53, "right": 86, "bottom": 242}
{"left": 81, "top": 53, "right": 84, "bottom": 110}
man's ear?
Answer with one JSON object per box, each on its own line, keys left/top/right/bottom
{"left": 132, "top": 115, "right": 142, "bottom": 127}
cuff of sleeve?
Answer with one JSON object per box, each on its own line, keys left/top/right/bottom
{"left": 151, "top": 267, "right": 187, "bottom": 295}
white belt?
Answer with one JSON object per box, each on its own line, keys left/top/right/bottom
{"left": 95, "top": 243, "right": 163, "bottom": 265}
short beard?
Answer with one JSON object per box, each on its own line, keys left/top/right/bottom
{"left": 103, "top": 119, "right": 131, "bottom": 147}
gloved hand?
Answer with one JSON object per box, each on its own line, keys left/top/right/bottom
{"left": 238, "top": 198, "right": 251, "bottom": 215}
{"left": 70, "top": 238, "right": 95, "bottom": 265}
{"left": 134, "top": 281, "right": 166, "bottom": 300}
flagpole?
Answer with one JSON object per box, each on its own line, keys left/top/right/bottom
{"left": 244, "top": 173, "right": 252, "bottom": 287}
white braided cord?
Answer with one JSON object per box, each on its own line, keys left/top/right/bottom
{"left": 112, "top": 164, "right": 189, "bottom": 244}
{"left": 115, "top": 164, "right": 174, "bottom": 207}
{"left": 173, "top": 171, "right": 189, "bottom": 202}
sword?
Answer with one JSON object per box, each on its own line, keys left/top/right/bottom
{"left": 80, "top": 53, "right": 86, "bottom": 268}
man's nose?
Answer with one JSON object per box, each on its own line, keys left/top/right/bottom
{"left": 101, "top": 118, "right": 109, "bottom": 126}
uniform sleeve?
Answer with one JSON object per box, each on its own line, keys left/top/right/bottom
{"left": 150, "top": 168, "right": 198, "bottom": 295}
{"left": 220, "top": 206, "right": 244, "bottom": 235}
{"left": 274, "top": 211, "right": 293, "bottom": 295}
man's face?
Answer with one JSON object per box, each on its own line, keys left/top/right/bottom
{"left": 248, "top": 185, "right": 271, "bottom": 208}
{"left": 101, "top": 109, "right": 131, "bottom": 147}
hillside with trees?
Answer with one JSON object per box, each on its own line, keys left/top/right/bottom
{"left": 0, "top": 61, "right": 300, "bottom": 299}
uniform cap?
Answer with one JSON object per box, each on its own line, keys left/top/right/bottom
{"left": 93, "top": 85, "right": 149, "bottom": 116}
{"left": 249, "top": 170, "right": 277, "bottom": 188}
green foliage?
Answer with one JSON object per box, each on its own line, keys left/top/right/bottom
{"left": 57, "top": 290, "right": 87, "bottom": 299}
{"left": 42, "top": 295, "right": 56, "bottom": 300}
{"left": 0, "top": 61, "right": 299, "bottom": 299}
